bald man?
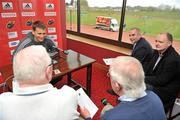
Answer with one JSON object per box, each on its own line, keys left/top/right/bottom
{"left": 145, "top": 32, "right": 180, "bottom": 112}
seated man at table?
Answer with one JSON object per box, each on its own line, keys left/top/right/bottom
{"left": 144, "top": 32, "right": 180, "bottom": 112}
{"left": 13, "top": 20, "right": 57, "bottom": 57}
{"left": 0, "top": 45, "right": 85, "bottom": 120}
{"left": 129, "top": 27, "right": 153, "bottom": 68}
{"left": 81, "top": 56, "right": 166, "bottom": 120}
{"left": 107, "top": 27, "right": 153, "bottom": 96}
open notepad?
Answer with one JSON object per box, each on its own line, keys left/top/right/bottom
{"left": 76, "top": 88, "right": 98, "bottom": 118}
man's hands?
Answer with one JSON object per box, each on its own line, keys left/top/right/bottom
{"left": 79, "top": 106, "right": 91, "bottom": 119}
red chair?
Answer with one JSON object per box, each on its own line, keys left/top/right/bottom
{"left": 0, "top": 75, "right": 13, "bottom": 94}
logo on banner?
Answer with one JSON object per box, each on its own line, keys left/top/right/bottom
{"left": 44, "top": 12, "right": 56, "bottom": 16}
{"left": 23, "top": 3, "right": 32, "bottom": 9}
{"left": 2, "top": 2, "right": 13, "bottom": 10}
{"left": 22, "top": 30, "right": 32, "bottom": 34}
{"left": 47, "top": 35, "right": 57, "bottom": 40}
{"left": 48, "top": 19, "right": 55, "bottom": 25}
{"left": 21, "top": 12, "right": 35, "bottom": 16}
{"left": 8, "top": 32, "right": 18, "bottom": 39}
{"left": 46, "top": 3, "right": 54, "bottom": 10}
{"left": 48, "top": 27, "right": 56, "bottom": 33}
{"left": 6, "top": 21, "right": 15, "bottom": 29}
{"left": 8, "top": 40, "right": 20, "bottom": 48}
{"left": 26, "top": 20, "right": 33, "bottom": 26}
{"left": 1, "top": 13, "right": 17, "bottom": 18}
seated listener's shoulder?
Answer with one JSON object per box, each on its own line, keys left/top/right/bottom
{"left": 60, "top": 85, "right": 76, "bottom": 92}
{"left": 163, "top": 54, "right": 179, "bottom": 65}
{"left": 145, "top": 91, "right": 164, "bottom": 105}
{"left": 0, "top": 92, "right": 16, "bottom": 104}
{"left": 57, "top": 85, "right": 77, "bottom": 96}
{"left": 0, "top": 92, "right": 14, "bottom": 98}
{"left": 146, "top": 90, "right": 162, "bottom": 101}
{"left": 47, "top": 85, "right": 78, "bottom": 107}
{"left": 146, "top": 91, "right": 166, "bottom": 118}
{"left": 145, "top": 91, "right": 165, "bottom": 110}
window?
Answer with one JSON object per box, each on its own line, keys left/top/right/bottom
{"left": 65, "top": 0, "right": 180, "bottom": 53}
{"left": 66, "top": 0, "right": 77, "bottom": 31}
{"left": 80, "top": 0, "right": 123, "bottom": 40}
{"left": 122, "top": 0, "right": 180, "bottom": 51}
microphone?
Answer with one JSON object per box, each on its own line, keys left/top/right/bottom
{"left": 101, "top": 98, "right": 111, "bottom": 105}
{"left": 100, "top": 98, "right": 113, "bottom": 116}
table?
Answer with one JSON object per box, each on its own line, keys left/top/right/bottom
{"left": 0, "top": 50, "right": 96, "bottom": 96}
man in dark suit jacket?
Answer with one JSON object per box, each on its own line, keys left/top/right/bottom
{"left": 107, "top": 27, "right": 153, "bottom": 96}
{"left": 145, "top": 32, "right": 180, "bottom": 112}
{"left": 129, "top": 27, "right": 153, "bottom": 69}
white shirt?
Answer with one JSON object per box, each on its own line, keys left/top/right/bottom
{"left": 0, "top": 84, "right": 79, "bottom": 120}
{"left": 133, "top": 43, "right": 137, "bottom": 50}
{"left": 153, "top": 55, "right": 162, "bottom": 70}
{"left": 118, "top": 91, "right": 147, "bottom": 102}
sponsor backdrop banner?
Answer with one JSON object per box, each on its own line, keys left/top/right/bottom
{"left": 0, "top": 0, "right": 22, "bottom": 66}
{"left": 41, "top": 0, "right": 62, "bottom": 48}
{"left": 0, "top": 0, "right": 64, "bottom": 68}
{"left": 18, "top": 0, "right": 40, "bottom": 38}
{"left": 41, "top": 0, "right": 62, "bottom": 46}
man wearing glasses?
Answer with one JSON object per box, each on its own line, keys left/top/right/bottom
{"left": 0, "top": 46, "right": 81, "bottom": 120}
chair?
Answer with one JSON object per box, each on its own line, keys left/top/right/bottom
{"left": 0, "top": 75, "right": 13, "bottom": 94}
{"left": 167, "top": 91, "right": 180, "bottom": 120}
{"left": 0, "top": 82, "right": 7, "bottom": 93}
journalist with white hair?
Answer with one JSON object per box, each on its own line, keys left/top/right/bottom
{"left": 100, "top": 56, "right": 166, "bottom": 120}
{"left": 0, "top": 45, "right": 80, "bottom": 120}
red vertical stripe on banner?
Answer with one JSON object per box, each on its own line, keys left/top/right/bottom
{"left": 0, "top": 72, "right": 3, "bottom": 83}
{"left": 18, "top": 0, "right": 41, "bottom": 38}
{"left": 0, "top": 0, "right": 22, "bottom": 67}
{"left": 40, "top": 0, "right": 61, "bottom": 47}
{"left": 0, "top": 0, "right": 67, "bottom": 67}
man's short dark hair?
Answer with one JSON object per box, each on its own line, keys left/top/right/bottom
{"left": 166, "top": 32, "right": 173, "bottom": 42}
{"left": 32, "top": 20, "right": 46, "bottom": 31}
{"left": 160, "top": 32, "right": 173, "bottom": 42}
{"left": 130, "top": 27, "right": 141, "bottom": 32}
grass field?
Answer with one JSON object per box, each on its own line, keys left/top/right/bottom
{"left": 66, "top": 9, "right": 180, "bottom": 41}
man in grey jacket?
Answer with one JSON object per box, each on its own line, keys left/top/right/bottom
{"left": 13, "top": 20, "right": 56, "bottom": 57}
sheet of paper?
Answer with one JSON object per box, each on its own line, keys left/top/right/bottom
{"left": 76, "top": 88, "right": 98, "bottom": 118}
{"left": 103, "top": 58, "right": 113, "bottom": 65}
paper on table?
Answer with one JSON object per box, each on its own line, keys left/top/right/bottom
{"left": 103, "top": 58, "right": 113, "bottom": 65}
{"left": 53, "top": 69, "right": 61, "bottom": 74}
{"left": 76, "top": 88, "right": 98, "bottom": 118}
